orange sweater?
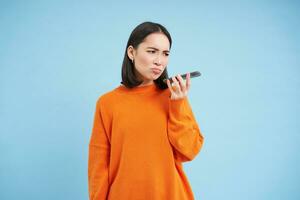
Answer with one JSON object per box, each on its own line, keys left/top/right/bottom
{"left": 88, "top": 83, "right": 204, "bottom": 200}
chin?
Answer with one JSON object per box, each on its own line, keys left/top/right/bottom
{"left": 152, "top": 73, "right": 162, "bottom": 78}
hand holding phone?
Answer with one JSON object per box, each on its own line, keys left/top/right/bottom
{"left": 163, "top": 71, "right": 201, "bottom": 84}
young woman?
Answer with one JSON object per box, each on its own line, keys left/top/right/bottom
{"left": 88, "top": 21, "right": 204, "bottom": 200}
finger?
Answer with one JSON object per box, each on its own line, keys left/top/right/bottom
{"left": 176, "top": 74, "right": 186, "bottom": 92}
{"left": 186, "top": 72, "right": 191, "bottom": 91}
{"left": 172, "top": 76, "right": 180, "bottom": 92}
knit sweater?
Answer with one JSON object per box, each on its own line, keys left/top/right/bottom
{"left": 88, "top": 83, "right": 204, "bottom": 200}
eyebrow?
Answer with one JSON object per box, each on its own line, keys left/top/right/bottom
{"left": 146, "top": 47, "right": 170, "bottom": 53}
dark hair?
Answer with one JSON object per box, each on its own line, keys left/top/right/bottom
{"left": 121, "top": 21, "right": 172, "bottom": 89}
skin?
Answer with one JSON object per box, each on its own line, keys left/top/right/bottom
{"left": 127, "top": 32, "right": 191, "bottom": 100}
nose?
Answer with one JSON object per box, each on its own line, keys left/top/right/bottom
{"left": 154, "top": 56, "right": 162, "bottom": 66}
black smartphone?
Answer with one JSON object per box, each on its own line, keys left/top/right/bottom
{"left": 163, "top": 71, "right": 201, "bottom": 84}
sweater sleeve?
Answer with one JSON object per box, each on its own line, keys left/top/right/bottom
{"left": 88, "top": 98, "right": 110, "bottom": 200}
{"left": 167, "top": 97, "right": 204, "bottom": 162}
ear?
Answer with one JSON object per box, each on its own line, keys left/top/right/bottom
{"left": 127, "top": 45, "right": 135, "bottom": 60}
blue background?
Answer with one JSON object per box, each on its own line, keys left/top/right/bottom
{"left": 1, "top": 0, "right": 299, "bottom": 199}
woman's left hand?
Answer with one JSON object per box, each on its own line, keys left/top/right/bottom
{"left": 166, "top": 73, "right": 191, "bottom": 100}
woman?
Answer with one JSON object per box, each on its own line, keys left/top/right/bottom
{"left": 88, "top": 21, "right": 204, "bottom": 200}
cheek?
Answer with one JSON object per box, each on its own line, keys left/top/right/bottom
{"left": 163, "top": 57, "right": 169, "bottom": 66}
{"left": 139, "top": 54, "right": 153, "bottom": 65}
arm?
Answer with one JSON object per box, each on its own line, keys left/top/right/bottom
{"left": 167, "top": 97, "right": 204, "bottom": 162}
{"left": 166, "top": 73, "right": 204, "bottom": 162}
{"left": 88, "top": 98, "right": 110, "bottom": 200}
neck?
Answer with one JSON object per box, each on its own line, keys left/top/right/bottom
{"left": 138, "top": 80, "right": 154, "bottom": 87}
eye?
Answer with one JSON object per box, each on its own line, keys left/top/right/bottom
{"left": 164, "top": 52, "right": 169, "bottom": 56}
{"left": 147, "top": 50, "right": 156, "bottom": 54}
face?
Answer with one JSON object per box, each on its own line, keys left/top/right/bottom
{"left": 127, "top": 32, "right": 170, "bottom": 86}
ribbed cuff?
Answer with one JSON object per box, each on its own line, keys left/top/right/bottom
{"left": 169, "top": 97, "right": 188, "bottom": 118}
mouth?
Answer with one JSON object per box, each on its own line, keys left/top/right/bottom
{"left": 151, "top": 68, "right": 162, "bottom": 75}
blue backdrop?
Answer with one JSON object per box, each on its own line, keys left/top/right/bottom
{"left": 1, "top": 0, "right": 299, "bottom": 199}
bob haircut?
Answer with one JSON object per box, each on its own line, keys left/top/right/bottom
{"left": 121, "top": 21, "right": 172, "bottom": 89}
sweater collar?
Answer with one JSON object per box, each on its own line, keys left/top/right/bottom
{"left": 115, "top": 83, "right": 160, "bottom": 94}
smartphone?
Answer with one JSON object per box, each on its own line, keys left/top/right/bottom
{"left": 163, "top": 71, "right": 201, "bottom": 84}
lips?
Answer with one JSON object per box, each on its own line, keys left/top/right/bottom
{"left": 151, "top": 68, "right": 162, "bottom": 74}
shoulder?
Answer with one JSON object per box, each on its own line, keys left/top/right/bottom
{"left": 95, "top": 86, "right": 122, "bottom": 111}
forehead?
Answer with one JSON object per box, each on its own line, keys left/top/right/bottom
{"left": 141, "top": 33, "right": 170, "bottom": 50}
